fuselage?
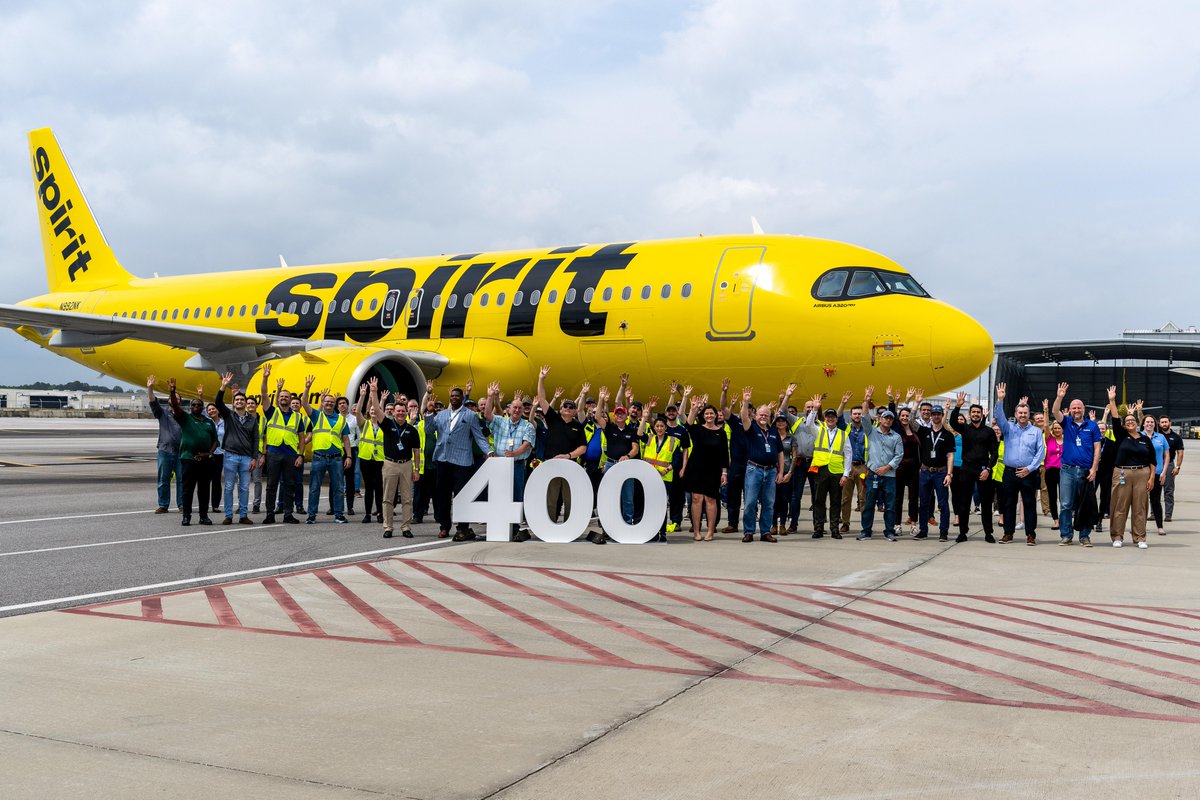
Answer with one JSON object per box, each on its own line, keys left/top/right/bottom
{"left": 15, "top": 234, "right": 992, "bottom": 403}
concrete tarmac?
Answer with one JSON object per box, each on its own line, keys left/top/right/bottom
{"left": 1, "top": 420, "right": 1197, "bottom": 799}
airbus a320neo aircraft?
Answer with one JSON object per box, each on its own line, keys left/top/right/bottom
{"left": 1, "top": 129, "right": 992, "bottom": 404}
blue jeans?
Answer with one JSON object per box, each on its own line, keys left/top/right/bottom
{"left": 157, "top": 450, "right": 183, "bottom": 509}
{"left": 603, "top": 463, "right": 636, "bottom": 524}
{"left": 307, "top": 454, "right": 346, "bottom": 518}
{"left": 1058, "top": 464, "right": 1092, "bottom": 540}
{"left": 862, "top": 474, "right": 896, "bottom": 535}
{"left": 742, "top": 463, "right": 777, "bottom": 536}
{"left": 919, "top": 469, "right": 950, "bottom": 534}
{"left": 223, "top": 453, "right": 253, "bottom": 518}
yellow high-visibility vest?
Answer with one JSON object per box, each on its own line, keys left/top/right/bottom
{"left": 264, "top": 406, "right": 302, "bottom": 450}
{"left": 358, "top": 420, "right": 384, "bottom": 461}
{"left": 811, "top": 424, "right": 846, "bottom": 474}
{"left": 312, "top": 412, "right": 347, "bottom": 455}
{"left": 643, "top": 435, "right": 679, "bottom": 482}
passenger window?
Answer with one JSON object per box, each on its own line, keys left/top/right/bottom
{"left": 239, "top": 305, "right": 246, "bottom": 317}
{"left": 287, "top": 302, "right": 296, "bottom": 315}
{"left": 182, "top": 308, "right": 189, "bottom": 320}
{"left": 314, "top": 301, "right": 323, "bottom": 315}
{"left": 409, "top": 294, "right": 420, "bottom": 311}
{"left": 464, "top": 293, "right": 473, "bottom": 308}
{"left": 602, "top": 287, "right": 612, "bottom": 302}
{"left": 299, "top": 302, "right": 309, "bottom": 316}
{"left": 251, "top": 304, "right": 259, "bottom": 316}
{"left": 565, "top": 288, "right": 576, "bottom": 304}
{"left": 530, "top": 290, "right": 541, "bottom": 306}
{"left": 172, "top": 309, "right": 179, "bottom": 320}
{"left": 661, "top": 285, "right": 671, "bottom": 299}
{"left": 479, "top": 293, "right": 488, "bottom": 307}
{"left": 447, "top": 294, "right": 458, "bottom": 309}
{"left": 814, "top": 271, "right": 849, "bottom": 299}
{"left": 583, "top": 288, "right": 594, "bottom": 303}
{"left": 847, "top": 270, "right": 885, "bottom": 298}
{"left": 682, "top": 283, "right": 692, "bottom": 298}
{"left": 641, "top": 286, "right": 651, "bottom": 300}
{"left": 228, "top": 305, "right": 235, "bottom": 317}
{"left": 355, "top": 299, "right": 364, "bottom": 313}
{"left": 621, "top": 286, "right": 632, "bottom": 301}
{"left": 496, "top": 292, "right": 506, "bottom": 306}
{"left": 204, "top": 307, "right": 212, "bottom": 319}
{"left": 432, "top": 294, "right": 442, "bottom": 309}
{"left": 513, "top": 290, "right": 523, "bottom": 306}
{"left": 547, "top": 290, "right": 558, "bottom": 304}
{"left": 369, "top": 298, "right": 378, "bottom": 312}
{"left": 151, "top": 310, "right": 158, "bottom": 320}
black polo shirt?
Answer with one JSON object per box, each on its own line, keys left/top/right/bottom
{"left": 916, "top": 425, "right": 955, "bottom": 469}
{"left": 605, "top": 422, "right": 639, "bottom": 462}
{"left": 544, "top": 411, "right": 586, "bottom": 459}
{"left": 1163, "top": 430, "right": 1184, "bottom": 462}
{"left": 381, "top": 418, "right": 421, "bottom": 462}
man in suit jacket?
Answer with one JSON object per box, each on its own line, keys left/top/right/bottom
{"left": 426, "top": 381, "right": 493, "bottom": 541}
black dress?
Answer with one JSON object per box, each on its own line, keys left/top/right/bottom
{"left": 685, "top": 424, "right": 729, "bottom": 498}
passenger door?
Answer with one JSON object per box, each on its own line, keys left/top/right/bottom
{"left": 707, "top": 246, "right": 764, "bottom": 341}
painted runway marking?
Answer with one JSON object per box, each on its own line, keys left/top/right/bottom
{"left": 0, "top": 540, "right": 452, "bottom": 614}
{"left": 0, "top": 524, "right": 283, "bottom": 557}
{"left": 61, "top": 558, "right": 1200, "bottom": 724}
{"left": 0, "top": 509, "right": 156, "bottom": 526}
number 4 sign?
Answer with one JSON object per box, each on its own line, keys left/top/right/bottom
{"left": 452, "top": 457, "right": 669, "bottom": 543}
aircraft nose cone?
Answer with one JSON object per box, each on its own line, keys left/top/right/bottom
{"left": 934, "top": 310, "right": 993, "bottom": 389}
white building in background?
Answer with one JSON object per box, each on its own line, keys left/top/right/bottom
{"left": 0, "top": 388, "right": 147, "bottom": 411}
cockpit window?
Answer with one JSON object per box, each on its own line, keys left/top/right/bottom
{"left": 847, "top": 270, "right": 885, "bottom": 297}
{"left": 814, "top": 270, "right": 849, "bottom": 299}
{"left": 811, "top": 268, "right": 929, "bottom": 300}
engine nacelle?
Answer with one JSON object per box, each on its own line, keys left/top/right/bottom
{"left": 249, "top": 347, "right": 444, "bottom": 406}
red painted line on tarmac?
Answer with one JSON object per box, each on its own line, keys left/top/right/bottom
{"left": 457, "top": 561, "right": 725, "bottom": 671}
{"left": 140, "top": 597, "right": 162, "bottom": 621}
{"left": 722, "top": 671, "right": 1200, "bottom": 725}
{"left": 970, "top": 596, "right": 1200, "bottom": 653}
{"left": 892, "top": 592, "right": 1200, "bottom": 671}
{"left": 261, "top": 578, "right": 325, "bottom": 636}
{"left": 883, "top": 590, "right": 1200, "bottom": 712}
{"left": 674, "top": 576, "right": 1088, "bottom": 708}
{"left": 885, "top": 591, "right": 1200, "bottom": 689}
{"left": 358, "top": 562, "right": 524, "bottom": 653}
{"left": 1053, "top": 601, "right": 1200, "bottom": 633}
{"left": 533, "top": 567, "right": 856, "bottom": 687}
{"left": 400, "top": 560, "right": 635, "bottom": 666}
{"left": 599, "top": 571, "right": 884, "bottom": 689}
{"left": 204, "top": 586, "right": 241, "bottom": 627}
{"left": 314, "top": 570, "right": 417, "bottom": 644}
{"left": 57, "top": 607, "right": 715, "bottom": 678}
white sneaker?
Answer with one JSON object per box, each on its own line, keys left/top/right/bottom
{"left": 1138, "top": 541, "right": 1148, "bottom": 549}
{"left": 1016, "top": 522, "right": 1025, "bottom": 531}
{"left": 1157, "top": 528, "right": 1166, "bottom": 535}
{"left": 1112, "top": 540, "right": 1123, "bottom": 548}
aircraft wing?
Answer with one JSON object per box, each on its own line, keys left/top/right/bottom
{"left": 0, "top": 303, "right": 370, "bottom": 376}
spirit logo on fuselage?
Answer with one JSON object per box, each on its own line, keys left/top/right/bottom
{"left": 255, "top": 243, "right": 637, "bottom": 342}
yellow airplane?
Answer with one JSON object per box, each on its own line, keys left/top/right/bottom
{"left": 1, "top": 128, "right": 992, "bottom": 404}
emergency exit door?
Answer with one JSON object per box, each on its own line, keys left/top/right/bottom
{"left": 707, "top": 246, "right": 764, "bottom": 341}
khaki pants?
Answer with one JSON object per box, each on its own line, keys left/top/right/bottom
{"left": 840, "top": 463, "right": 867, "bottom": 525}
{"left": 1039, "top": 468, "right": 1050, "bottom": 515}
{"left": 382, "top": 459, "right": 415, "bottom": 533}
{"left": 1110, "top": 467, "right": 1150, "bottom": 543}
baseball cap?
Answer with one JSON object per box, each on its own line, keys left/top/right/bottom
{"left": 931, "top": 404, "right": 944, "bottom": 414}
{"left": 614, "top": 406, "right": 627, "bottom": 414}
{"left": 823, "top": 409, "right": 838, "bottom": 418}
{"left": 879, "top": 409, "right": 895, "bottom": 419}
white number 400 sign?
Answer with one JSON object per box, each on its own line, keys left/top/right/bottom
{"left": 452, "top": 457, "right": 669, "bottom": 544}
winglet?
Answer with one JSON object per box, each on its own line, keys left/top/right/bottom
{"left": 28, "top": 128, "right": 134, "bottom": 292}
{"left": 750, "top": 216, "right": 764, "bottom": 235}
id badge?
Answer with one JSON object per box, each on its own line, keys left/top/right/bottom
{"left": 1075, "top": 436, "right": 1081, "bottom": 447}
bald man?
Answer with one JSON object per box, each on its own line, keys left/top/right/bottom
{"left": 1051, "top": 382, "right": 1103, "bottom": 546}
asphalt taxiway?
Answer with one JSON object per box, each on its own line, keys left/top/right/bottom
{"left": 1, "top": 419, "right": 1198, "bottom": 799}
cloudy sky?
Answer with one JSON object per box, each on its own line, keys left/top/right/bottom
{"left": 1, "top": 1, "right": 1197, "bottom": 387}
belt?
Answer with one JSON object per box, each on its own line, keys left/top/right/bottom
{"left": 385, "top": 457, "right": 412, "bottom": 464}
{"left": 748, "top": 461, "right": 775, "bottom": 469}
{"left": 921, "top": 466, "right": 946, "bottom": 473}
{"left": 1117, "top": 465, "right": 1148, "bottom": 470}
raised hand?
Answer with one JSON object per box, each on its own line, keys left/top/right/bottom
{"left": 598, "top": 386, "right": 610, "bottom": 402}
{"left": 669, "top": 381, "right": 679, "bottom": 394}
{"left": 995, "top": 383, "right": 1006, "bottom": 401}
{"left": 551, "top": 387, "right": 564, "bottom": 401}
{"left": 885, "top": 384, "right": 894, "bottom": 400}
{"left": 1088, "top": 409, "right": 1096, "bottom": 420}
{"left": 580, "top": 381, "right": 591, "bottom": 395}
{"left": 863, "top": 385, "right": 875, "bottom": 401}
{"left": 809, "top": 393, "right": 823, "bottom": 409}
{"left": 221, "top": 371, "right": 234, "bottom": 388}
{"left": 488, "top": 380, "right": 501, "bottom": 396}
{"left": 619, "top": 372, "right": 629, "bottom": 385}
{"left": 742, "top": 386, "right": 753, "bottom": 404}
{"left": 380, "top": 389, "right": 391, "bottom": 402}
{"left": 195, "top": 384, "right": 204, "bottom": 399}
{"left": 840, "top": 390, "right": 853, "bottom": 405}
{"left": 904, "top": 386, "right": 915, "bottom": 402}
{"left": 167, "top": 377, "right": 176, "bottom": 393}
{"left": 1056, "top": 382, "right": 1069, "bottom": 398}
{"left": 146, "top": 375, "right": 156, "bottom": 388}
{"left": 1107, "top": 385, "right": 1117, "bottom": 401}
{"left": 956, "top": 391, "right": 967, "bottom": 407}
{"left": 913, "top": 389, "right": 924, "bottom": 405}
{"left": 721, "top": 377, "right": 731, "bottom": 391}
{"left": 465, "top": 379, "right": 474, "bottom": 396}
{"left": 539, "top": 364, "right": 551, "bottom": 378}
{"left": 1018, "top": 396, "right": 1028, "bottom": 408}
{"left": 304, "top": 374, "right": 315, "bottom": 388}
{"left": 262, "top": 363, "right": 271, "bottom": 378}
{"left": 276, "top": 377, "right": 285, "bottom": 392}
{"left": 682, "top": 384, "right": 693, "bottom": 396}
{"left": 425, "top": 379, "right": 434, "bottom": 394}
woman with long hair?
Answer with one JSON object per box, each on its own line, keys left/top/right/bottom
{"left": 1044, "top": 418, "right": 1063, "bottom": 531}
{"left": 683, "top": 398, "right": 729, "bottom": 541}
{"left": 894, "top": 406, "right": 921, "bottom": 530}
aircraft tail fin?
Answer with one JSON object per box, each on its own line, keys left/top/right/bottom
{"left": 28, "top": 128, "right": 134, "bottom": 293}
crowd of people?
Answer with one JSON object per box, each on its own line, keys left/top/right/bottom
{"left": 147, "top": 370, "right": 1186, "bottom": 548}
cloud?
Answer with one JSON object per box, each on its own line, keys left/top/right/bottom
{"left": 2, "top": 0, "right": 1199, "bottom": 386}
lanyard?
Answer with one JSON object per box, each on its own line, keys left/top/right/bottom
{"left": 928, "top": 430, "right": 943, "bottom": 456}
